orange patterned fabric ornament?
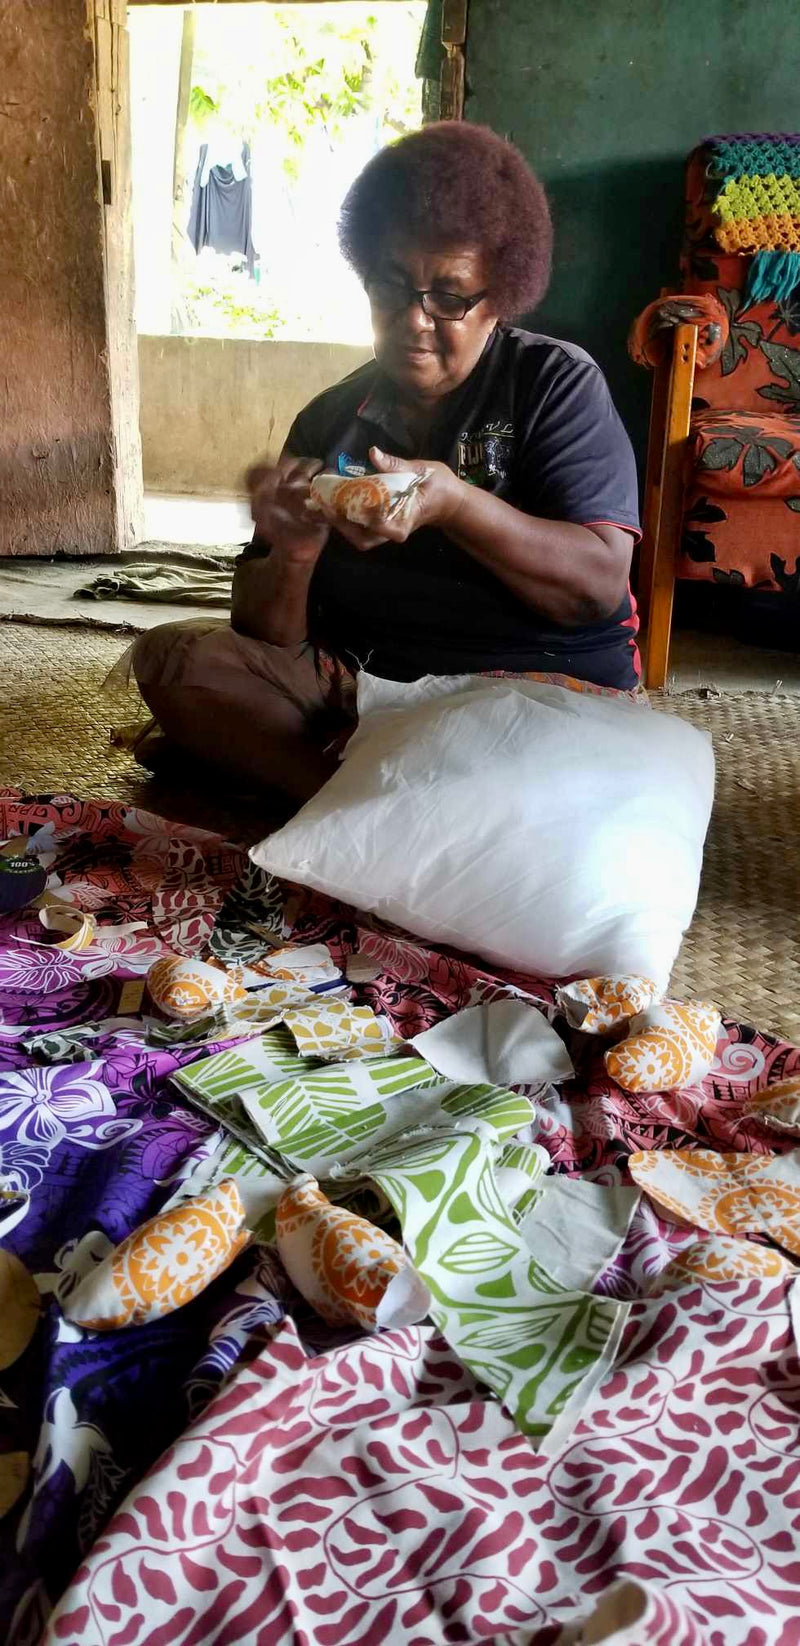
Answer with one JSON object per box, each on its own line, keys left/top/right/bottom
{"left": 647, "top": 1232, "right": 796, "bottom": 1293}
{"left": 63, "top": 1180, "right": 250, "bottom": 1330}
{"left": 309, "top": 471, "right": 423, "bottom": 526}
{"left": 557, "top": 975, "right": 660, "bottom": 1034}
{"left": 605, "top": 1000, "right": 721, "bottom": 1093}
{"left": 0, "top": 1251, "right": 41, "bottom": 1371}
{"left": 275, "top": 1174, "right": 430, "bottom": 1331}
{"left": 630, "top": 1149, "right": 800, "bottom": 1257}
{"left": 147, "top": 954, "right": 248, "bottom": 1022}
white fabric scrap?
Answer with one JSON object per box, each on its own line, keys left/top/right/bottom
{"left": 260, "top": 944, "right": 338, "bottom": 980}
{"left": 519, "top": 1177, "right": 640, "bottom": 1293}
{"left": 410, "top": 999, "right": 574, "bottom": 1087}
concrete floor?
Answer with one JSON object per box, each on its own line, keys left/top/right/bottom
{"left": 141, "top": 492, "right": 800, "bottom": 695}
{"left": 668, "top": 629, "right": 800, "bottom": 694}
{"left": 143, "top": 491, "right": 252, "bottom": 546}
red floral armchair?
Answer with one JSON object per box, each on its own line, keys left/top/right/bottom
{"left": 631, "top": 142, "right": 800, "bottom": 686}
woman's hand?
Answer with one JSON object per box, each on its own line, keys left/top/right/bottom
{"left": 247, "top": 454, "right": 329, "bottom": 562}
{"left": 315, "top": 446, "right": 463, "bottom": 551}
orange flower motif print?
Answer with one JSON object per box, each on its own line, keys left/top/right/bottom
{"left": 649, "top": 1233, "right": 796, "bottom": 1291}
{"left": 147, "top": 955, "right": 248, "bottom": 1022}
{"left": 332, "top": 476, "right": 393, "bottom": 524}
{"left": 745, "top": 1076, "right": 800, "bottom": 1135}
{"left": 630, "top": 1148, "right": 800, "bottom": 1258}
{"left": 606, "top": 1001, "right": 721, "bottom": 1093}
{"left": 557, "top": 975, "right": 660, "bottom": 1033}
{"left": 276, "top": 1174, "right": 429, "bottom": 1331}
{"left": 64, "top": 1180, "right": 250, "bottom": 1330}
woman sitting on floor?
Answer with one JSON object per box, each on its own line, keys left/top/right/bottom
{"left": 133, "top": 121, "right": 641, "bottom": 803}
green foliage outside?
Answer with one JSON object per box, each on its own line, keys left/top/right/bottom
{"left": 188, "top": 6, "right": 422, "bottom": 170}
{"left": 182, "top": 277, "right": 284, "bottom": 341}
{"left": 178, "top": 3, "right": 424, "bottom": 341}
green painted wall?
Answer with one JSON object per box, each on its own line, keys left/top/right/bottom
{"left": 466, "top": 0, "right": 800, "bottom": 473}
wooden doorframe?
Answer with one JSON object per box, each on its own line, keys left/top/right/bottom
{"left": 91, "top": 0, "right": 144, "bottom": 548}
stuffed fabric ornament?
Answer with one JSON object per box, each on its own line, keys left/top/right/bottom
{"left": 147, "top": 954, "right": 248, "bottom": 1021}
{"left": 63, "top": 1180, "right": 250, "bottom": 1329}
{"left": 275, "top": 1174, "right": 430, "bottom": 1331}
{"left": 605, "top": 1000, "right": 722, "bottom": 1094}
{"left": 556, "top": 975, "right": 660, "bottom": 1033}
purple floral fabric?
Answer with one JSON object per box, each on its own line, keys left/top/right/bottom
{"left": 0, "top": 793, "right": 291, "bottom": 1642}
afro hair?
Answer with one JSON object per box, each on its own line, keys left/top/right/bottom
{"left": 338, "top": 122, "right": 552, "bottom": 319}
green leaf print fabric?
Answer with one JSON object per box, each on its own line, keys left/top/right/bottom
{"left": 362, "top": 1122, "right": 628, "bottom": 1442}
{"left": 173, "top": 1030, "right": 628, "bottom": 1441}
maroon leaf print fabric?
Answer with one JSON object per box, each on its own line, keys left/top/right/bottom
{"left": 45, "top": 1282, "right": 800, "bottom": 1646}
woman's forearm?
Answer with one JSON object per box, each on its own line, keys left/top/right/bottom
{"left": 231, "top": 547, "right": 319, "bottom": 645}
{"left": 444, "top": 483, "right": 632, "bottom": 626}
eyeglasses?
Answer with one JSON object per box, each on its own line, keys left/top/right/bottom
{"left": 366, "top": 276, "right": 488, "bottom": 322}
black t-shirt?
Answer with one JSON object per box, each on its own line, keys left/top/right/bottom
{"left": 246, "top": 324, "right": 642, "bottom": 687}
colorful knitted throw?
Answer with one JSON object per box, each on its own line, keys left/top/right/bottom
{"left": 703, "top": 134, "right": 800, "bottom": 303}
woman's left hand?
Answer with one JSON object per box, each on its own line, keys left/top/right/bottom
{"left": 314, "top": 447, "right": 463, "bottom": 551}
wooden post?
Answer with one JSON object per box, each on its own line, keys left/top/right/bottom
{"left": 93, "top": 0, "right": 145, "bottom": 548}
{"left": 0, "top": 0, "right": 142, "bottom": 555}
{"left": 440, "top": 0, "right": 467, "bottom": 120}
{"left": 636, "top": 354, "right": 671, "bottom": 637}
{"left": 171, "top": 6, "right": 197, "bottom": 333}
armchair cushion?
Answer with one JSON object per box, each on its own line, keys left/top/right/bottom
{"left": 680, "top": 409, "right": 800, "bottom": 591}
{"left": 690, "top": 409, "right": 800, "bottom": 498}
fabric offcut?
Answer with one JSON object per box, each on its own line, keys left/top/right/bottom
{"left": 174, "top": 1027, "right": 530, "bottom": 1181}
{"left": 745, "top": 1076, "right": 800, "bottom": 1134}
{"left": 517, "top": 1177, "right": 640, "bottom": 1293}
{"left": 77, "top": 560, "right": 236, "bottom": 607}
{"left": 363, "top": 1120, "right": 629, "bottom": 1443}
{"left": 647, "top": 1233, "right": 796, "bottom": 1292}
{"left": 175, "top": 1025, "right": 625, "bottom": 1442}
{"left": 410, "top": 998, "right": 574, "bottom": 1085}
{"left": 629, "top": 1147, "right": 800, "bottom": 1256}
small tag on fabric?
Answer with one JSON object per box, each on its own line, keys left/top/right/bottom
{"left": 118, "top": 980, "right": 145, "bottom": 1016}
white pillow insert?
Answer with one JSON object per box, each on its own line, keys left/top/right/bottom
{"left": 252, "top": 673, "right": 714, "bottom": 989}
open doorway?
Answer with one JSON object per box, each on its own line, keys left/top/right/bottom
{"left": 129, "top": 1, "right": 427, "bottom": 546}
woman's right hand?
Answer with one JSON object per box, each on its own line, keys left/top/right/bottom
{"left": 246, "top": 454, "right": 329, "bottom": 562}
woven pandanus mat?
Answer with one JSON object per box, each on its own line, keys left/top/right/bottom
{"left": 1, "top": 622, "right": 798, "bottom": 1043}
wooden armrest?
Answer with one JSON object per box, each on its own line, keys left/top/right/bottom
{"left": 638, "top": 323, "right": 698, "bottom": 689}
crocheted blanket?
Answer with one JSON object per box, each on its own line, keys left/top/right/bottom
{"left": 705, "top": 133, "right": 800, "bottom": 254}
{"left": 701, "top": 134, "right": 800, "bottom": 303}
